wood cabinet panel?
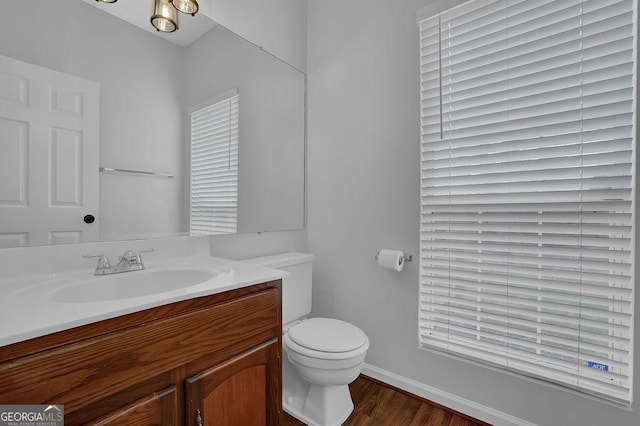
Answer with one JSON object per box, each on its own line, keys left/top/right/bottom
{"left": 186, "top": 340, "right": 280, "bottom": 426}
{"left": 208, "top": 365, "right": 267, "bottom": 426}
{"left": 63, "top": 372, "right": 176, "bottom": 425}
{"left": 87, "top": 386, "right": 177, "bottom": 426}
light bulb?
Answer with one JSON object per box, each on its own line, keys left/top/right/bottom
{"left": 171, "top": 0, "right": 199, "bottom": 15}
{"left": 151, "top": 0, "right": 179, "bottom": 33}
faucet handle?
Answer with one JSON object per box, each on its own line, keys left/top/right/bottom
{"left": 135, "top": 248, "right": 154, "bottom": 266}
{"left": 82, "top": 253, "right": 110, "bottom": 267}
{"left": 118, "top": 248, "right": 154, "bottom": 270}
{"left": 121, "top": 248, "right": 153, "bottom": 261}
{"left": 82, "top": 253, "right": 111, "bottom": 274}
{"left": 120, "top": 250, "right": 138, "bottom": 262}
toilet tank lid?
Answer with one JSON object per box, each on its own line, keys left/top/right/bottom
{"left": 240, "top": 252, "right": 315, "bottom": 268}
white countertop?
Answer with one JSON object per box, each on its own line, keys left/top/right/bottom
{"left": 0, "top": 255, "right": 287, "bottom": 348}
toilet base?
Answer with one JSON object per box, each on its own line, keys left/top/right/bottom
{"left": 284, "top": 384, "right": 354, "bottom": 426}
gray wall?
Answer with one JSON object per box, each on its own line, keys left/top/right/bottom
{"left": 209, "top": 0, "right": 307, "bottom": 72}
{"left": 306, "top": 0, "right": 640, "bottom": 425}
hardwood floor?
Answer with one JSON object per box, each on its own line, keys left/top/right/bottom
{"left": 281, "top": 375, "right": 490, "bottom": 426}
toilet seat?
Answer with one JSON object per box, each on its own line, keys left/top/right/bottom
{"left": 288, "top": 318, "right": 368, "bottom": 353}
{"left": 284, "top": 318, "right": 370, "bottom": 360}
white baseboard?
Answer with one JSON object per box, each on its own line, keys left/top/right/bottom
{"left": 361, "top": 363, "right": 538, "bottom": 426}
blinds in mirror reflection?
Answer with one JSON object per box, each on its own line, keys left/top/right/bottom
{"left": 190, "top": 92, "right": 239, "bottom": 235}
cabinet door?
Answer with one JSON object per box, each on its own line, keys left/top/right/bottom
{"left": 186, "top": 340, "right": 281, "bottom": 426}
{"left": 87, "top": 386, "right": 177, "bottom": 426}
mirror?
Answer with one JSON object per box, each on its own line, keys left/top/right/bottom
{"left": 0, "top": 0, "right": 305, "bottom": 248}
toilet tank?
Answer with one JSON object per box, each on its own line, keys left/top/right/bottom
{"left": 241, "top": 252, "right": 314, "bottom": 325}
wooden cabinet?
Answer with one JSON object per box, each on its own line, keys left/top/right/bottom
{"left": 186, "top": 340, "right": 280, "bottom": 426}
{"left": 0, "top": 281, "right": 282, "bottom": 426}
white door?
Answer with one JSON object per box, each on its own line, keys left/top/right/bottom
{"left": 0, "top": 54, "right": 100, "bottom": 248}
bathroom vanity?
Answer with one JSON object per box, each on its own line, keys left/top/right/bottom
{"left": 0, "top": 258, "right": 285, "bottom": 426}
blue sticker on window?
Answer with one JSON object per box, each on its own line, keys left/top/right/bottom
{"left": 588, "top": 361, "right": 609, "bottom": 371}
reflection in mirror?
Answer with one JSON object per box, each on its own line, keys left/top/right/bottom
{"left": 0, "top": 0, "right": 305, "bottom": 249}
{"left": 189, "top": 90, "right": 240, "bottom": 236}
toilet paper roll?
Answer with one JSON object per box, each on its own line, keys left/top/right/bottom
{"left": 377, "top": 249, "right": 405, "bottom": 272}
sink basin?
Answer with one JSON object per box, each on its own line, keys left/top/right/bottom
{"left": 53, "top": 269, "right": 219, "bottom": 303}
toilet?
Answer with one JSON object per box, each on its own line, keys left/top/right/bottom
{"left": 242, "top": 253, "right": 369, "bottom": 426}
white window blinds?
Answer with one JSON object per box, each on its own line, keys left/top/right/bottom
{"left": 418, "top": 0, "right": 636, "bottom": 403}
{"left": 190, "top": 92, "right": 239, "bottom": 235}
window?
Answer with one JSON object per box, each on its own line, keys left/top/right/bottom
{"left": 418, "top": 0, "right": 636, "bottom": 403}
{"left": 190, "top": 91, "right": 239, "bottom": 235}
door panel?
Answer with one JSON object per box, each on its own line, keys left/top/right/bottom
{"left": 0, "top": 54, "right": 99, "bottom": 247}
{"left": 0, "top": 117, "right": 28, "bottom": 206}
{"left": 49, "top": 127, "right": 83, "bottom": 207}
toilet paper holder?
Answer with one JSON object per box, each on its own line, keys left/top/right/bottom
{"left": 375, "top": 251, "right": 413, "bottom": 262}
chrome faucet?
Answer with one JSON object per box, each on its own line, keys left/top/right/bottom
{"left": 82, "top": 249, "right": 154, "bottom": 275}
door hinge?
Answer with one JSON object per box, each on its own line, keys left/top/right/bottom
{"left": 195, "top": 408, "right": 203, "bottom": 426}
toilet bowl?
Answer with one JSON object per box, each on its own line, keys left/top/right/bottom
{"left": 283, "top": 318, "right": 369, "bottom": 426}
{"left": 241, "top": 253, "right": 369, "bottom": 426}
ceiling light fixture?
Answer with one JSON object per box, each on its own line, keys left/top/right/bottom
{"left": 97, "top": 0, "right": 199, "bottom": 33}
